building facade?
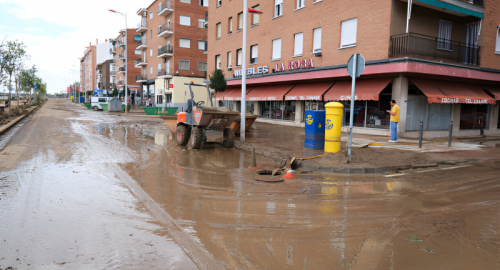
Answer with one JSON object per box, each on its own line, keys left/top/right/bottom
{"left": 208, "top": 0, "right": 500, "bottom": 138}
{"left": 80, "top": 43, "right": 96, "bottom": 100}
{"left": 111, "top": 29, "right": 142, "bottom": 104}
{"left": 135, "top": 0, "right": 209, "bottom": 109}
{"left": 95, "top": 41, "right": 114, "bottom": 93}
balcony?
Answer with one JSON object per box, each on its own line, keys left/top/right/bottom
{"left": 110, "top": 46, "right": 116, "bottom": 54}
{"left": 118, "top": 52, "right": 125, "bottom": 60}
{"left": 157, "top": 68, "right": 173, "bottom": 79}
{"left": 110, "top": 83, "right": 116, "bottom": 89}
{"left": 158, "top": 1, "right": 173, "bottom": 17}
{"left": 135, "top": 75, "right": 147, "bottom": 83}
{"left": 134, "top": 57, "right": 147, "bottom": 67}
{"left": 136, "top": 37, "right": 147, "bottom": 50}
{"left": 389, "top": 33, "right": 480, "bottom": 66}
{"left": 110, "top": 71, "right": 116, "bottom": 76}
{"left": 136, "top": 21, "right": 147, "bottom": 33}
{"left": 158, "top": 45, "right": 173, "bottom": 58}
{"left": 118, "top": 66, "right": 126, "bottom": 73}
{"left": 158, "top": 23, "right": 173, "bottom": 38}
{"left": 409, "top": 0, "right": 484, "bottom": 18}
{"left": 118, "top": 40, "right": 125, "bottom": 48}
{"left": 136, "top": 8, "right": 147, "bottom": 16}
{"left": 118, "top": 79, "right": 124, "bottom": 85}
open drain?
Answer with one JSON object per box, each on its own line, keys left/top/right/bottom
{"left": 254, "top": 170, "right": 284, "bottom": 183}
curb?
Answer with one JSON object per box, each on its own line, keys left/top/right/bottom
{"left": 0, "top": 105, "right": 41, "bottom": 135}
{"left": 303, "top": 164, "right": 412, "bottom": 175}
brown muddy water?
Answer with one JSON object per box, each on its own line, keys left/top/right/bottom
{"left": 0, "top": 99, "right": 499, "bottom": 269}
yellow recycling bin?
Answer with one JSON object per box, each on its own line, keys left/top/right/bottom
{"left": 324, "top": 102, "right": 343, "bottom": 153}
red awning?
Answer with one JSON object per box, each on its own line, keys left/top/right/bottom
{"left": 411, "top": 78, "right": 496, "bottom": 104}
{"left": 323, "top": 78, "right": 392, "bottom": 101}
{"left": 285, "top": 82, "right": 334, "bottom": 101}
{"left": 246, "top": 84, "right": 295, "bottom": 101}
{"left": 483, "top": 87, "right": 500, "bottom": 100}
{"left": 214, "top": 88, "right": 251, "bottom": 101}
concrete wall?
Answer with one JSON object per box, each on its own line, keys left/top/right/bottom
{"left": 170, "top": 76, "right": 208, "bottom": 104}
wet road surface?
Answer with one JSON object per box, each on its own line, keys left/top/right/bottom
{"left": 1, "top": 99, "right": 499, "bottom": 269}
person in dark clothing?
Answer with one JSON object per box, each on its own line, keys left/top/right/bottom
{"left": 186, "top": 98, "right": 195, "bottom": 113}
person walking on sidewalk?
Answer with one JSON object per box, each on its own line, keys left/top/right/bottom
{"left": 387, "top": 100, "right": 400, "bottom": 143}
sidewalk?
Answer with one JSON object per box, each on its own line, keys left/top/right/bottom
{"left": 236, "top": 122, "right": 500, "bottom": 174}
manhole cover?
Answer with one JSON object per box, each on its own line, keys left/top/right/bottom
{"left": 254, "top": 170, "right": 284, "bottom": 182}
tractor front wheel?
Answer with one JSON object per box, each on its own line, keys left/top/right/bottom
{"left": 222, "top": 128, "right": 235, "bottom": 148}
{"left": 175, "top": 125, "right": 190, "bottom": 146}
{"left": 190, "top": 126, "right": 204, "bottom": 149}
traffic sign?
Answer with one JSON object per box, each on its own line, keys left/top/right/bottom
{"left": 34, "top": 83, "right": 38, "bottom": 89}
{"left": 347, "top": 54, "right": 365, "bottom": 78}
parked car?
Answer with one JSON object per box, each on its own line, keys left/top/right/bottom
{"left": 90, "top": 97, "right": 112, "bottom": 111}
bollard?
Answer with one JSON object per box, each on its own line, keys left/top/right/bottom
{"left": 249, "top": 148, "right": 258, "bottom": 169}
{"left": 480, "top": 127, "right": 484, "bottom": 136}
{"left": 419, "top": 121, "right": 423, "bottom": 148}
{"left": 448, "top": 121, "right": 453, "bottom": 147}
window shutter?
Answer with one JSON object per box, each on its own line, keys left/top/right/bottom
{"left": 216, "top": 55, "right": 221, "bottom": 69}
{"left": 313, "top": 28, "right": 322, "bottom": 51}
{"left": 251, "top": 45, "right": 258, "bottom": 58}
{"left": 217, "top": 23, "right": 221, "bottom": 38}
{"left": 229, "top": 17, "right": 233, "bottom": 32}
{"left": 227, "top": 51, "right": 232, "bottom": 67}
{"left": 496, "top": 27, "right": 500, "bottom": 52}
{"left": 294, "top": 33, "right": 303, "bottom": 56}
{"left": 341, "top": 18, "right": 357, "bottom": 47}
{"left": 198, "top": 41, "right": 204, "bottom": 50}
{"left": 237, "top": 49, "right": 242, "bottom": 66}
{"left": 180, "top": 16, "right": 191, "bottom": 26}
{"left": 179, "top": 38, "right": 190, "bottom": 48}
{"left": 238, "top": 13, "right": 243, "bottom": 29}
{"left": 272, "top": 39, "right": 281, "bottom": 59}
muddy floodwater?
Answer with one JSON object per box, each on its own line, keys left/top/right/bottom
{"left": 1, "top": 99, "right": 499, "bottom": 269}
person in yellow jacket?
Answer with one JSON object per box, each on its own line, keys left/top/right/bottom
{"left": 386, "top": 100, "right": 400, "bottom": 142}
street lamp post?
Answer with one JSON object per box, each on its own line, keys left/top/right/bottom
{"left": 109, "top": 9, "right": 128, "bottom": 115}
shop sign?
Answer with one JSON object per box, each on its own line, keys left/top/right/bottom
{"left": 441, "top": 98, "right": 488, "bottom": 104}
{"left": 274, "top": 59, "right": 314, "bottom": 73}
{"left": 340, "top": 95, "right": 358, "bottom": 101}
{"left": 233, "top": 66, "right": 269, "bottom": 77}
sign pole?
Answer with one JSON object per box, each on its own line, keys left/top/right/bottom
{"left": 348, "top": 54, "right": 357, "bottom": 163}
{"left": 240, "top": 0, "right": 248, "bottom": 142}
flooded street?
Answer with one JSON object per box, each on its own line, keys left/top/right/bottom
{"left": 1, "top": 99, "right": 499, "bottom": 269}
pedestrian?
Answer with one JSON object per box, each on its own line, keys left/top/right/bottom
{"left": 386, "top": 99, "right": 400, "bottom": 143}
{"left": 146, "top": 98, "right": 150, "bottom": 107}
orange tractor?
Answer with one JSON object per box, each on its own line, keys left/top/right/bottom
{"left": 161, "top": 82, "right": 240, "bottom": 149}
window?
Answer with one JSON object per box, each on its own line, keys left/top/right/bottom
{"left": 150, "top": 11, "right": 153, "bottom": 19}
{"left": 297, "top": 0, "right": 304, "bottom": 9}
{"left": 150, "top": 67, "right": 153, "bottom": 74}
{"left": 150, "top": 30, "right": 152, "bottom": 38}
{"left": 227, "top": 51, "right": 232, "bottom": 68}
{"left": 179, "top": 38, "right": 190, "bottom": 48}
{"left": 150, "top": 49, "right": 153, "bottom": 57}
{"left": 275, "top": 0, "right": 283, "bottom": 17}
{"left": 341, "top": 18, "right": 357, "bottom": 48}
{"left": 180, "top": 0, "right": 191, "bottom": 3}
{"left": 180, "top": 16, "right": 191, "bottom": 26}
{"left": 438, "top": 20, "right": 453, "bottom": 50}
{"left": 179, "top": 60, "right": 190, "bottom": 70}
{"left": 250, "top": 45, "right": 258, "bottom": 64}
{"left": 228, "top": 17, "right": 233, "bottom": 33}
{"left": 217, "top": 0, "right": 222, "bottom": 7}
{"left": 294, "top": 33, "right": 303, "bottom": 56}
{"left": 199, "top": 0, "right": 208, "bottom": 6}
{"left": 215, "top": 55, "right": 221, "bottom": 69}
{"left": 216, "top": 23, "right": 221, "bottom": 38}
{"left": 272, "top": 38, "right": 281, "bottom": 60}
{"left": 158, "top": 64, "right": 161, "bottom": 72}
{"left": 236, "top": 49, "right": 242, "bottom": 66}
{"left": 313, "top": 27, "right": 322, "bottom": 52}
{"left": 496, "top": 26, "right": 500, "bottom": 53}
{"left": 198, "top": 19, "right": 205, "bottom": 28}
{"left": 198, "top": 62, "right": 207, "bottom": 71}
{"left": 252, "top": 5, "right": 260, "bottom": 25}
{"left": 198, "top": 40, "right": 206, "bottom": 50}
{"left": 238, "top": 13, "right": 243, "bottom": 30}
{"left": 135, "top": 49, "right": 141, "bottom": 55}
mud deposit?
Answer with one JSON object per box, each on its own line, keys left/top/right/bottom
{"left": 1, "top": 99, "right": 499, "bottom": 269}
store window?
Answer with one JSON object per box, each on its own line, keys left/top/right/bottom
{"left": 219, "top": 100, "right": 234, "bottom": 110}
{"left": 460, "top": 104, "right": 490, "bottom": 130}
{"left": 284, "top": 101, "right": 296, "bottom": 121}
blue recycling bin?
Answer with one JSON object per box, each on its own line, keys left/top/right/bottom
{"left": 304, "top": 110, "right": 326, "bottom": 150}
{"left": 80, "top": 96, "right": 85, "bottom": 103}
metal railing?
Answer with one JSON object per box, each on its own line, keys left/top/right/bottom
{"left": 110, "top": 83, "right": 116, "bottom": 88}
{"left": 158, "top": 0, "right": 171, "bottom": 14}
{"left": 158, "top": 22, "right": 172, "bottom": 34}
{"left": 137, "top": 22, "right": 147, "bottom": 29}
{"left": 135, "top": 75, "right": 145, "bottom": 82}
{"left": 110, "top": 71, "right": 116, "bottom": 76}
{"left": 110, "top": 47, "right": 116, "bottom": 54}
{"left": 118, "top": 66, "right": 126, "bottom": 72}
{"left": 158, "top": 68, "right": 172, "bottom": 77}
{"left": 136, "top": 37, "right": 146, "bottom": 48}
{"left": 389, "top": 32, "right": 480, "bottom": 66}
{"left": 118, "top": 80, "right": 123, "bottom": 85}
{"left": 118, "top": 52, "right": 124, "bottom": 59}
{"left": 158, "top": 45, "right": 173, "bottom": 55}
{"left": 134, "top": 57, "right": 145, "bottom": 65}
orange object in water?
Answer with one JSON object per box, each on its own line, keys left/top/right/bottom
{"left": 283, "top": 170, "right": 294, "bottom": 179}
{"left": 177, "top": 112, "right": 187, "bottom": 123}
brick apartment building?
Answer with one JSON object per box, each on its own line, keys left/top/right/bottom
{"left": 208, "top": 0, "right": 500, "bottom": 138}
{"left": 111, "top": 29, "right": 142, "bottom": 104}
{"left": 134, "top": 0, "right": 209, "bottom": 109}
{"left": 95, "top": 40, "right": 114, "bottom": 94}
{"left": 80, "top": 43, "right": 96, "bottom": 101}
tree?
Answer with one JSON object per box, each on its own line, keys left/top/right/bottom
{"left": 2, "top": 41, "right": 28, "bottom": 113}
{"left": 112, "top": 86, "right": 118, "bottom": 97}
{"left": 209, "top": 69, "right": 227, "bottom": 93}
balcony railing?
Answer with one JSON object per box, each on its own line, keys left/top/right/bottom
{"left": 110, "top": 83, "right": 116, "bottom": 89}
{"left": 136, "top": 37, "right": 147, "bottom": 49}
{"left": 118, "top": 80, "right": 123, "bottom": 85}
{"left": 158, "top": 68, "right": 173, "bottom": 78}
{"left": 110, "top": 71, "right": 116, "bottom": 76}
{"left": 135, "top": 75, "right": 147, "bottom": 82}
{"left": 118, "top": 66, "right": 126, "bottom": 72}
{"left": 158, "top": 45, "right": 173, "bottom": 57}
{"left": 158, "top": 22, "right": 173, "bottom": 38}
{"left": 110, "top": 47, "right": 116, "bottom": 54}
{"left": 158, "top": 1, "right": 173, "bottom": 16}
{"left": 389, "top": 33, "right": 480, "bottom": 66}
{"left": 118, "top": 52, "right": 124, "bottom": 59}
{"left": 134, "top": 57, "right": 147, "bottom": 66}
{"left": 137, "top": 19, "right": 147, "bottom": 33}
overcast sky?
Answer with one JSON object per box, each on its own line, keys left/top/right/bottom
{"left": 0, "top": 0, "right": 152, "bottom": 94}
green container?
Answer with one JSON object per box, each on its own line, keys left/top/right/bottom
{"left": 101, "top": 104, "right": 108, "bottom": 111}
{"left": 84, "top": 103, "right": 91, "bottom": 109}
{"left": 142, "top": 107, "right": 178, "bottom": 115}
{"left": 122, "top": 104, "right": 131, "bottom": 111}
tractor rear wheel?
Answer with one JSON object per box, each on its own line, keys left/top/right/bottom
{"left": 190, "top": 126, "right": 204, "bottom": 149}
{"left": 222, "top": 128, "right": 235, "bottom": 148}
{"left": 175, "top": 125, "right": 190, "bottom": 146}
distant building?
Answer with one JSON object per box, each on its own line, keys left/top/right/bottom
{"left": 95, "top": 41, "right": 114, "bottom": 93}
{"left": 80, "top": 43, "right": 96, "bottom": 100}
{"left": 208, "top": 0, "right": 500, "bottom": 138}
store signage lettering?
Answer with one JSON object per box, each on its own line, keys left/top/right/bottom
{"left": 233, "top": 66, "right": 269, "bottom": 77}
{"left": 441, "top": 98, "right": 488, "bottom": 104}
{"left": 340, "top": 95, "right": 358, "bottom": 101}
{"left": 275, "top": 59, "right": 314, "bottom": 73}
{"left": 249, "top": 97, "right": 276, "bottom": 101}
{"left": 286, "top": 95, "right": 320, "bottom": 100}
